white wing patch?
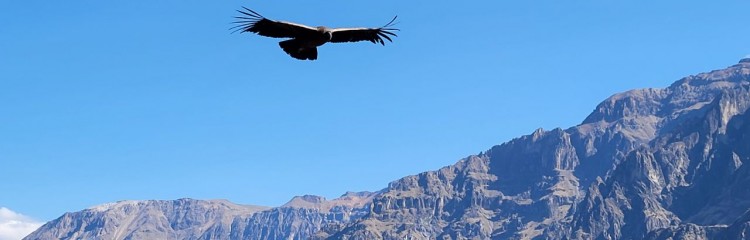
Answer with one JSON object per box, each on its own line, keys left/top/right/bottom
{"left": 330, "top": 27, "right": 374, "bottom": 32}
{"left": 276, "top": 21, "right": 318, "bottom": 31}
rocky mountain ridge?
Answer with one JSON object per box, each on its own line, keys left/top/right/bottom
{"left": 24, "top": 59, "right": 750, "bottom": 239}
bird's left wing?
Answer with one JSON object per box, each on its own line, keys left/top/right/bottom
{"left": 329, "top": 16, "right": 399, "bottom": 45}
{"left": 232, "top": 7, "right": 318, "bottom": 38}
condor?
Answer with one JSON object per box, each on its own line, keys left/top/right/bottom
{"left": 232, "top": 7, "right": 399, "bottom": 60}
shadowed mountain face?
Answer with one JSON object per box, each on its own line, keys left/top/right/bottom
{"left": 24, "top": 59, "right": 750, "bottom": 240}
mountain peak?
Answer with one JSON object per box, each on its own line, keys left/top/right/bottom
{"left": 282, "top": 195, "right": 327, "bottom": 208}
{"left": 87, "top": 200, "right": 141, "bottom": 212}
{"left": 583, "top": 60, "right": 750, "bottom": 127}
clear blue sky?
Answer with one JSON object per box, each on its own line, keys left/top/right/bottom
{"left": 1, "top": 1, "right": 749, "bottom": 221}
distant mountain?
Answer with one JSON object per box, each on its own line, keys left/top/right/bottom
{"left": 24, "top": 199, "right": 269, "bottom": 240}
{"left": 24, "top": 59, "right": 750, "bottom": 240}
{"left": 24, "top": 193, "right": 376, "bottom": 240}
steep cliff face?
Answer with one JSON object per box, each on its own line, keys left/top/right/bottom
{"left": 229, "top": 192, "right": 376, "bottom": 240}
{"left": 326, "top": 128, "right": 591, "bottom": 239}
{"left": 571, "top": 60, "right": 750, "bottom": 239}
{"left": 24, "top": 59, "right": 750, "bottom": 240}
{"left": 330, "top": 59, "right": 750, "bottom": 239}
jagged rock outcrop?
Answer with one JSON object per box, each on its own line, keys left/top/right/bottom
{"left": 229, "top": 192, "right": 376, "bottom": 240}
{"left": 326, "top": 128, "right": 589, "bottom": 239}
{"left": 570, "top": 59, "right": 750, "bottom": 239}
{"left": 24, "top": 59, "right": 750, "bottom": 240}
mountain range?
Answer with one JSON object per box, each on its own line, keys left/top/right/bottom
{"left": 24, "top": 59, "right": 750, "bottom": 239}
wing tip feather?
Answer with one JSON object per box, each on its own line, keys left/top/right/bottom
{"left": 232, "top": 7, "right": 267, "bottom": 34}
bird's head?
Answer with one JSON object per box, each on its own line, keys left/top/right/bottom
{"left": 317, "top": 26, "right": 333, "bottom": 41}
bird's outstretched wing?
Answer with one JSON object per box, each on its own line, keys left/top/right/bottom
{"left": 329, "top": 16, "right": 399, "bottom": 45}
{"left": 232, "top": 7, "right": 318, "bottom": 38}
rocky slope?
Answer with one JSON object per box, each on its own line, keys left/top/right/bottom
{"left": 24, "top": 59, "right": 750, "bottom": 240}
{"left": 24, "top": 199, "right": 269, "bottom": 240}
{"left": 571, "top": 59, "right": 750, "bottom": 239}
{"left": 324, "top": 59, "right": 750, "bottom": 239}
{"left": 227, "top": 192, "right": 377, "bottom": 240}
{"left": 24, "top": 193, "right": 376, "bottom": 240}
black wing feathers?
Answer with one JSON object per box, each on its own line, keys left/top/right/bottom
{"left": 231, "top": 7, "right": 317, "bottom": 38}
{"left": 329, "top": 16, "right": 399, "bottom": 45}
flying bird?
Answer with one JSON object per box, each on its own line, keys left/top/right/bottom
{"left": 232, "top": 7, "right": 399, "bottom": 60}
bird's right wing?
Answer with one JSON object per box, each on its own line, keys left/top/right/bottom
{"left": 232, "top": 7, "right": 318, "bottom": 38}
{"left": 329, "top": 16, "right": 399, "bottom": 45}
